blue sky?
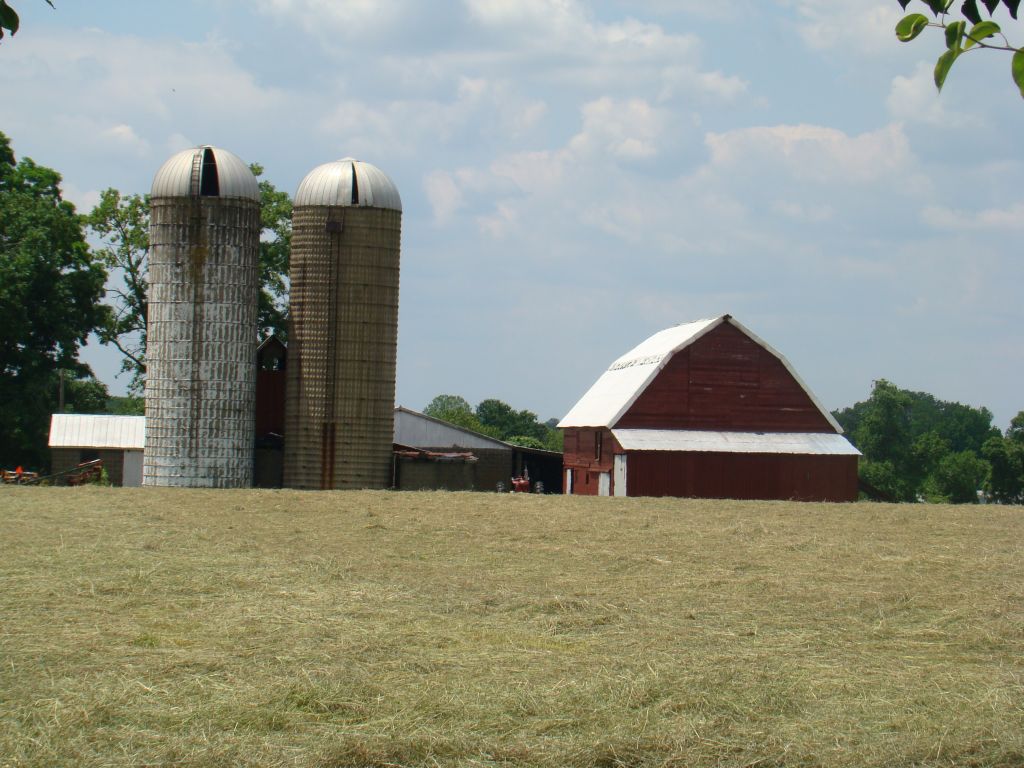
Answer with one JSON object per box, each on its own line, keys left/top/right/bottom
{"left": 4, "top": 0, "right": 1022, "bottom": 427}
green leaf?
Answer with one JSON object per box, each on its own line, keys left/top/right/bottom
{"left": 896, "top": 13, "right": 930, "bottom": 41}
{"left": 1013, "top": 48, "right": 1024, "bottom": 98}
{"left": 961, "top": 0, "right": 983, "bottom": 25}
{"left": 934, "top": 48, "right": 960, "bottom": 91}
{"left": 0, "top": 1, "right": 20, "bottom": 36}
{"left": 923, "top": 0, "right": 954, "bottom": 15}
{"left": 945, "top": 20, "right": 966, "bottom": 49}
{"left": 965, "top": 20, "right": 1000, "bottom": 48}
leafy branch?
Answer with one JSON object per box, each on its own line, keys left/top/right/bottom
{"left": 0, "top": 0, "right": 54, "bottom": 42}
{"left": 895, "top": 0, "right": 1024, "bottom": 97}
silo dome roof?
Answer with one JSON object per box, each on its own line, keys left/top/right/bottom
{"left": 294, "top": 158, "right": 402, "bottom": 211}
{"left": 151, "top": 145, "right": 259, "bottom": 200}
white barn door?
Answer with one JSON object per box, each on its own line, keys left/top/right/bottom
{"left": 122, "top": 450, "right": 143, "bottom": 487}
{"left": 613, "top": 454, "right": 627, "bottom": 497}
{"left": 598, "top": 471, "right": 611, "bottom": 497}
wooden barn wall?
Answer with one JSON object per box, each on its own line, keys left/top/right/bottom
{"left": 255, "top": 369, "right": 286, "bottom": 438}
{"left": 50, "top": 448, "right": 128, "bottom": 487}
{"left": 562, "top": 428, "right": 619, "bottom": 495}
{"left": 617, "top": 323, "right": 835, "bottom": 433}
{"left": 627, "top": 451, "right": 858, "bottom": 502}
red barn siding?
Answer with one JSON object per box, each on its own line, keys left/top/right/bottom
{"left": 626, "top": 452, "right": 858, "bottom": 502}
{"left": 562, "top": 427, "right": 619, "bottom": 495}
{"left": 255, "top": 369, "right": 286, "bottom": 438}
{"left": 617, "top": 323, "right": 833, "bottom": 433}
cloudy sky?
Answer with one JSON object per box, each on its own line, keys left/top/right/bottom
{"left": 4, "top": 0, "right": 1022, "bottom": 428}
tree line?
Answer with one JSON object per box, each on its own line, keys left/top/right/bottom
{"left": 423, "top": 395, "right": 563, "bottom": 453}
{"left": 833, "top": 380, "right": 1023, "bottom": 504}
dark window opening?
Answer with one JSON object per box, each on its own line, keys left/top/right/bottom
{"left": 80, "top": 450, "right": 100, "bottom": 463}
{"left": 350, "top": 163, "right": 360, "bottom": 205}
{"left": 200, "top": 147, "right": 220, "bottom": 197}
{"left": 595, "top": 431, "right": 603, "bottom": 462}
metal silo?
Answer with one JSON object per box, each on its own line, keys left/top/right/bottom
{"left": 284, "top": 158, "right": 402, "bottom": 489}
{"left": 144, "top": 145, "right": 260, "bottom": 488}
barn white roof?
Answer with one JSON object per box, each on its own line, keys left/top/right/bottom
{"left": 612, "top": 429, "right": 860, "bottom": 455}
{"left": 294, "top": 158, "right": 402, "bottom": 211}
{"left": 558, "top": 315, "right": 843, "bottom": 433}
{"left": 151, "top": 145, "right": 259, "bottom": 200}
{"left": 49, "top": 414, "right": 145, "bottom": 450}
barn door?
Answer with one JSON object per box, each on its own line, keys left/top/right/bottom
{"left": 613, "top": 454, "right": 627, "bottom": 497}
{"left": 565, "top": 468, "right": 574, "bottom": 495}
{"left": 598, "top": 471, "right": 611, "bottom": 497}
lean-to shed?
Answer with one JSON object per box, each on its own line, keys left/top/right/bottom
{"left": 558, "top": 315, "right": 859, "bottom": 501}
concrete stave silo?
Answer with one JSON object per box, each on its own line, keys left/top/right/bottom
{"left": 284, "top": 158, "right": 402, "bottom": 490}
{"left": 144, "top": 146, "right": 261, "bottom": 488}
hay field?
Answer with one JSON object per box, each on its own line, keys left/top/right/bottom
{"left": 1, "top": 488, "right": 1021, "bottom": 767}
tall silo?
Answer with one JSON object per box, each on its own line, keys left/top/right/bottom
{"left": 284, "top": 158, "right": 402, "bottom": 489}
{"left": 144, "top": 145, "right": 261, "bottom": 488}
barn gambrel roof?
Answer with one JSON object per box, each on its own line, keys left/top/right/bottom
{"left": 558, "top": 315, "right": 844, "bottom": 433}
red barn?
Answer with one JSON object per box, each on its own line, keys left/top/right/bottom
{"left": 558, "top": 315, "right": 859, "bottom": 501}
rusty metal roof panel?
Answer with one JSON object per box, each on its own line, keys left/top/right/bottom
{"left": 48, "top": 414, "right": 145, "bottom": 449}
{"left": 612, "top": 429, "right": 860, "bottom": 455}
{"left": 294, "top": 158, "right": 402, "bottom": 211}
{"left": 151, "top": 145, "right": 259, "bottom": 200}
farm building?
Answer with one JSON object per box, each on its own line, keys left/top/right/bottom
{"left": 48, "top": 414, "right": 145, "bottom": 486}
{"left": 559, "top": 315, "right": 859, "bottom": 501}
{"left": 394, "top": 407, "right": 563, "bottom": 493}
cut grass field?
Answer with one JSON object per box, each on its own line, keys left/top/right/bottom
{"left": 0, "top": 488, "right": 1022, "bottom": 767}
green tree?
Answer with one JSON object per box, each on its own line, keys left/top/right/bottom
{"left": 0, "top": 131, "right": 107, "bottom": 469}
{"left": 251, "top": 163, "right": 292, "bottom": 339}
{"left": 836, "top": 379, "right": 999, "bottom": 503}
{"left": 924, "top": 450, "right": 989, "bottom": 503}
{"left": 87, "top": 189, "right": 148, "bottom": 390}
{"left": 61, "top": 373, "right": 109, "bottom": 414}
{"left": 0, "top": 0, "right": 52, "bottom": 42}
{"left": 981, "top": 434, "right": 1024, "bottom": 503}
{"left": 1007, "top": 410, "right": 1024, "bottom": 443}
{"left": 423, "top": 394, "right": 495, "bottom": 435}
{"left": 894, "top": 0, "right": 1024, "bottom": 97}
{"left": 476, "top": 398, "right": 547, "bottom": 442}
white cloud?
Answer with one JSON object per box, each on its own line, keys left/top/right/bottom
{"left": 568, "top": 97, "right": 666, "bottom": 159}
{"left": 888, "top": 62, "right": 978, "bottom": 127}
{"left": 423, "top": 170, "right": 465, "bottom": 224}
{"left": 788, "top": 0, "right": 901, "bottom": 54}
{"left": 253, "top": 0, "right": 410, "bottom": 37}
{"left": 922, "top": 201, "right": 1024, "bottom": 231}
{"left": 704, "top": 123, "right": 912, "bottom": 184}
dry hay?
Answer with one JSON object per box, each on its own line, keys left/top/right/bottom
{"left": 0, "top": 487, "right": 1021, "bottom": 767}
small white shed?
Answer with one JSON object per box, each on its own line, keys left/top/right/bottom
{"left": 48, "top": 414, "right": 145, "bottom": 486}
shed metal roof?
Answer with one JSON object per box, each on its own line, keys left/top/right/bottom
{"left": 294, "top": 158, "right": 402, "bottom": 211}
{"left": 393, "top": 406, "right": 508, "bottom": 450}
{"left": 49, "top": 414, "right": 145, "bottom": 449}
{"left": 558, "top": 315, "right": 843, "bottom": 433}
{"left": 612, "top": 429, "right": 860, "bottom": 455}
{"left": 151, "top": 145, "right": 259, "bottom": 200}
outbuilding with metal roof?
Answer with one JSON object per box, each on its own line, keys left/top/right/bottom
{"left": 558, "top": 315, "right": 860, "bottom": 501}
